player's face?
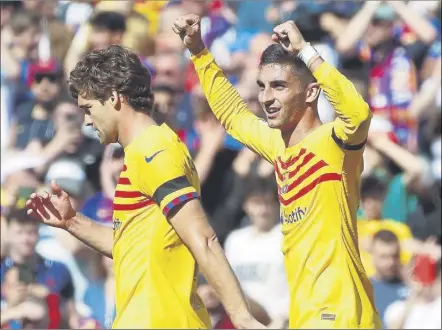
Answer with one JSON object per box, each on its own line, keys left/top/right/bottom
{"left": 371, "top": 241, "right": 401, "bottom": 280}
{"left": 78, "top": 95, "right": 119, "bottom": 145}
{"left": 257, "top": 64, "right": 308, "bottom": 132}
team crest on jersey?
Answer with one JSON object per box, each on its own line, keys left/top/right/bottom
{"left": 113, "top": 218, "right": 122, "bottom": 231}
{"left": 279, "top": 172, "right": 290, "bottom": 194}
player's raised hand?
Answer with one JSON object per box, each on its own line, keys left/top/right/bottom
{"left": 26, "top": 180, "right": 76, "bottom": 230}
{"left": 172, "top": 14, "right": 205, "bottom": 55}
{"left": 272, "top": 20, "right": 307, "bottom": 54}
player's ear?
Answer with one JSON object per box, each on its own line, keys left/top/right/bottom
{"left": 305, "top": 82, "right": 320, "bottom": 103}
{"left": 110, "top": 91, "right": 122, "bottom": 110}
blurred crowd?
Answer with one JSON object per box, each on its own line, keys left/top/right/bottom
{"left": 0, "top": 0, "right": 441, "bottom": 329}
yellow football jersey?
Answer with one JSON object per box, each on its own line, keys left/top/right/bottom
{"left": 111, "top": 124, "right": 210, "bottom": 329}
{"left": 191, "top": 49, "right": 382, "bottom": 329}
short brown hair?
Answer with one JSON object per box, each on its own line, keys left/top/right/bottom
{"left": 68, "top": 45, "right": 154, "bottom": 113}
{"left": 10, "top": 10, "right": 40, "bottom": 35}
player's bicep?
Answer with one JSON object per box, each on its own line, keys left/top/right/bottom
{"left": 332, "top": 117, "right": 370, "bottom": 151}
{"left": 168, "top": 198, "right": 216, "bottom": 249}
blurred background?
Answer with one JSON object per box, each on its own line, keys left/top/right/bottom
{"left": 0, "top": 0, "right": 440, "bottom": 329}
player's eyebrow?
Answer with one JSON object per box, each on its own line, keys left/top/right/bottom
{"left": 78, "top": 104, "right": 91, "bottom": 110}
{"left": 269, "top": 80, "right": 288, "bottom": 87}
{"left": 256, "top": 80, "right": 264, "bottom": 88}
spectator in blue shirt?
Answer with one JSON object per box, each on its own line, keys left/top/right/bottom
{"left": 370, "top": 230, "right": 409, "bottom": 328}
{"left": 1, "top": 208, "right": 80, "bottom": 328}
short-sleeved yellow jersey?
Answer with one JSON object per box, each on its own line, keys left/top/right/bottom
{"left": 111, "top": 124, "right": 210, "bottom": 329}
{"left": 191, "top": 49, "right": 382, "bottom": 329}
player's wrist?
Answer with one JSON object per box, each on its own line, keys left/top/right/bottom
{"left": 188, "top": 40, "right": 206, "bottom": 56}
{"left": 64, "top": 212, "right": 80, "bottom": 232}
{"left": 297, "top": 42, "right": 319, "bottom": 65}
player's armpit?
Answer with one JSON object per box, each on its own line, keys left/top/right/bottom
{"left": 191, "top": 48, "right": 283, "bottom": 163}
{"left": 168, "top": 199, "right": 264, "bottom": 329}
{"left": 313, "top": 61, "right": 372, "bottom": 150}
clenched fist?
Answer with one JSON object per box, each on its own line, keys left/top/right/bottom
{"left": 272, "top": 20, "right": 307, "bottom": 54}
{"left": 172, "top": 14, "right": 206, "bottom": 55}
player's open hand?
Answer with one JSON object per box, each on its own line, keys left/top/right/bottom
{"left": 272, "top": 20, "right": 307, "bottom": 54}
{"left": 172, "top": 14, "right": 205, "bottom": 55}
{"left": 26, "top": 180, "right": 76, "bottom": 230}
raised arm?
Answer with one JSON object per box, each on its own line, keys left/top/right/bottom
{"left": 313, "top": 61, "right": 371, "bottom": 148}
{"left": 273, "top": 20, "right": 371, "bottom": 149}
{"left": 388, "top": 1, "right": 437, "bottom": 45}
{"left": 173, "top": 14, "right": 283, "bottom": 164}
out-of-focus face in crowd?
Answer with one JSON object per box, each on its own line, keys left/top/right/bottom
{"left": 6, "top": 210, "right": 39, "bottom": 260}
{"left": 89, "top": 11, "right": 126, "bottom": 50}
{"left": 31, "top": 72, "right": 60, "bottom": 104}
{"left": 197, "top": 279, "right": 221, "bottom": 312}
{"left": 10, "top": 10, "right": 41, "bottom": 59}
{"left": 372, "top": 235, "right": 402, "bottom": 282}
{"left": 244, "top": 191, "right": 279, "bottom": 232}
{"left": 153, "top": 52, "right": 185, "bottom": 91}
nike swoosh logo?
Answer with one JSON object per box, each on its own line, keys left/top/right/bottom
{"left": 145, "top": 150, "right": 164, "bottom": 163}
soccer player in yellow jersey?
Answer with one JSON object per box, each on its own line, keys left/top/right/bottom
{"left": 173, "top": 15, "right": 382, "bottom": 329}
{"left": 25, "top": 45, "right": 264, "bottom": 329}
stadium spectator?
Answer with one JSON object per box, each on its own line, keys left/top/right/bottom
{"left": 370, "top": 230, "right": 409, "bottom": 327}
{"left": 358, "top": 175, "right": 413, "bottom": 277}
{"left": 83, "top": 254, "right": 115, "bottom": 329}
{"left": 224, "top": 178, "right": 289, "bottom": 327}
{"left": 8, "top": 58, "right": 62, "bottom": 151}
{"left": 384, "top": 247, "right": 441, "bottom": 329}
{"left": 1, "top": 208, "right": 79, "bottom": 328}
{"left": 336, "top": 2, "right": 437, "bottom": 148}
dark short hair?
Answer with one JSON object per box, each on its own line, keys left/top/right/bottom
{"left": 373, "top": 230, "right": 399, "bottom": 244}
{"left": 244, "top": 177, "right": 277, "bottom": 201}
{"left": 89, "top": 11, "right": 126, "bottom": 33}
{"left": 10, "top": 9, "right": 40, "bottom": 35}
{"left": 259, "top": 44, "right": 316, "bottom": 87}
{"left": 360, "top": 175, "right": 388, "bottom": 200}
{"left": 68, "top": 45, "right": 154, "bottom": 113}
{"left": 6, "top": 208, "right": 36, "bottom": 226}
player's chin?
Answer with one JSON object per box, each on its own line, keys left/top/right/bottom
{"left": 266, "top": 117, "right": 285, "bottom": 129}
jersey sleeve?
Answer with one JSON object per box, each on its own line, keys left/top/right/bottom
{"left": 134, "top": 146, "right": 199, "bottom": 217}
{"left": 313, "top": 61, "right": 372, "bottom": 151}
{"left": 190, "top": 49, "right": 283, "bottom": 164}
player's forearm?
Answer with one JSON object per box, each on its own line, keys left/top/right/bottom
{"left": 191, "top": 232, "right": 255, "bottom": 328}
{"left": 65, "top": 213, "right": 113, "bottom": 258}
{"left": 190, "top": 49, "right": 254, "bottom": 136}
{"left": 310, "top": 56, "right": 371, "bottom": 143}
{"left": 335, "top": 2, "right": 379, "bottom": 55}
{"left": 170, "top": 201, "right": 255, "bottom": 328}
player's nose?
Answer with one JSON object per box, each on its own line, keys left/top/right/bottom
{"left": 84, "top": 114, "right": 93, "bottom": 127}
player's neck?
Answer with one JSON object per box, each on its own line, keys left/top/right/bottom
{"left": 118, "top": 110, "right": 157, "bottom": 148}
{"left": 283, "top": 108, "right": 322, "bottom": 148}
